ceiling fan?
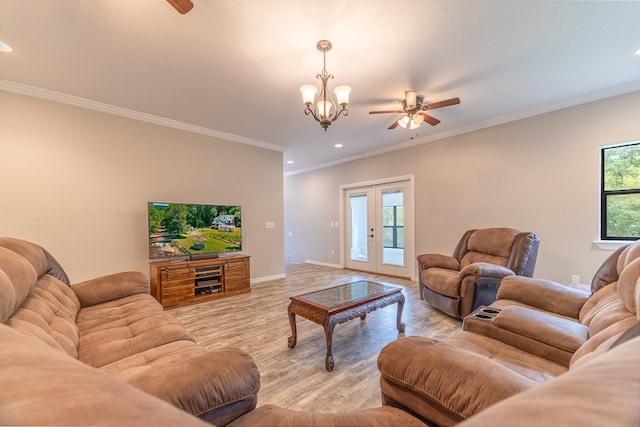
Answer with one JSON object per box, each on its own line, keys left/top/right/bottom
{"left": 167, "top": 0, "right": 194, "bottom": 14}
{"left": 369, "top": 91, "right": 460, "bottom": 130}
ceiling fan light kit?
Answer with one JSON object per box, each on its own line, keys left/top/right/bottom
{"left": 369, "top": 91, "right": 460, "bottom": 130}
{"left": 300, "top": 40, "right": 351, "bottom": 131}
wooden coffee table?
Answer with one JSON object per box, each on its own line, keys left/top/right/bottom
{"left": 287, "top": 280, "right": 405, "bottom": 372}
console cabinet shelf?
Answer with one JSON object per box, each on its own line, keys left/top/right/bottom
{"left": 150, "top": 254, "right": 250, "bottom": 309}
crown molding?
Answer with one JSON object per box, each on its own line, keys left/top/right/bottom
{"left": 285, "top": 81, "right": 640, "bottom": 176}
{"left": 0, "top": 80, "right": 285, "bottom": 153}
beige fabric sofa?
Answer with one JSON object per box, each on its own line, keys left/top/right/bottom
{"left": 0, "top": 237, "right": 259, "bottom": 426}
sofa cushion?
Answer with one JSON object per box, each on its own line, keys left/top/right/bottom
{"left": 0, "top": 323, "right": 210, "bottom": 427}
{"left": 76, "top": 293, "right": 196, "bottom": 367}
{"left": 421, "top": 268, "right": 461, "bottom": 297}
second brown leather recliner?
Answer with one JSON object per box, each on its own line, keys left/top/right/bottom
{"left": 417, "top": 227, "right": 540, "bottom": 319}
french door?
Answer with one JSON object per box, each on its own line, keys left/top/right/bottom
{"left": 342, "top": 177, "right": 414, "bottom": 278}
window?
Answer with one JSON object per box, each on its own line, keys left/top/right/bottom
{"left": 601, "top": 142, "right": 640, "bottom": 240}
{"left": 382, "top": 190, "right": 404, "bottom": 250}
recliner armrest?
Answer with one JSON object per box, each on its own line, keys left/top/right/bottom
{"left": 459, "top": 262, "right": 514, "bottom": 279}
{"left": 417, "top": 253, "right": 459, "bottom": 271}
{"left": 497, "top": 276, "right": 590, "bottom": 318}
{"left": 495, "top": 306, "right": 589, "bottom": 353}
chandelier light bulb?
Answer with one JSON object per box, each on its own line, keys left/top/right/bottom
{"left": 300, "top": 85, "right": 318, "bottom": 105}
{"left": 334, "top": 86, "right": 352, "bottom": 106}
{"left": 316, "top": 100, "right": 332, "bottom": 118}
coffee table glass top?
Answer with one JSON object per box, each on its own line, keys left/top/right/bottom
{"left": 291, "top": 280, "right": 400, "bottom": 310}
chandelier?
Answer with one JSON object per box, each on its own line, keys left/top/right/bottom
{"left": 300, "top": 40, "right": 351, "bottom": 131}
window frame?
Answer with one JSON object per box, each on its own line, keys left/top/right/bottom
{"left": 600, "top": 141, "right": 640, "bottom": 241}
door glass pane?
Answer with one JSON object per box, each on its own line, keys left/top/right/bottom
{"left": 381, "top": 189, "right": 404, "bottom": 266}
{"left": 349, "top": 193, "right": 368, "bottom": 261}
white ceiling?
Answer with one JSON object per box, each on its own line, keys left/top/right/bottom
{"left": 1, "top": 1, "right": 639, "bottom": 174}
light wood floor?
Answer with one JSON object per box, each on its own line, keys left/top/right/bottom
{"left": 170, "top": 263, "right": 461, "bottom": 413}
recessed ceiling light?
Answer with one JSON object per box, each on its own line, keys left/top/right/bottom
{"left": 334, "top": 143, "right": 343, "bottom": 148}
{"left": 635, "top": 47, "right": 640, "bottom": 56}
{"left": 286, "top": 160, "right": 294, "bottom": 164}
{"left": 0, "top": 41, "right": 12, "bottom": 53}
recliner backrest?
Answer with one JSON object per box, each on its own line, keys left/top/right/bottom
{"left": 0, "top": 237, "right": 81, "bottom": 358}
{"left": 455, "top": 228, "right": 539, "bottom": 277}
{"left": 459, "top": 228, "right": 518, "bottom": 269}
{"left": 591, "top": 244, "right": 630, "bottom": 294}
{"left": 0, "top": 238, "right": 49, "bottom": 323}
{"left": 571, "top": 243, "right": 640, "bottom": 368}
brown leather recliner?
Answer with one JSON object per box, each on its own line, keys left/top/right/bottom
{"left": 417, "top": 227, "right": 539, "bottom": 319}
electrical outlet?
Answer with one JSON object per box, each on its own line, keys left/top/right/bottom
{"left": 571, "top": 274, "right": 580, "bottom": 285}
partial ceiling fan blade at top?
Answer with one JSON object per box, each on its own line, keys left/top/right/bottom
{"left": 167, "top": 0, "right": 194, "bottom": 14}
{"left": 423, "top": 97, "right": 461, "bottom": 110}
{"left": 369, "top": 110, "right": 404, "bottom": 114}
{"left": 419, "top": 112, "right": 441, "bottom": 126}
{"left": 388, "top": 120, "right": 400, "bottom": 130}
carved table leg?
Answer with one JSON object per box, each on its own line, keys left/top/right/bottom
{"left": 324, "top": 319, "right": 336, "bottom": 372}
{"left": 396, "top": 294, "right": 406, "bottom": 333}
{"left": 287, "top": 304, "right": 297, "bottom": 348}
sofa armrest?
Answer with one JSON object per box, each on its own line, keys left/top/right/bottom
{"left": 496, "top": 276, "right": 590, "bottom": 318}
{"left": 72, "top": 271, "right": 150, "bottom": 307}
{"left": 378, "top": 336, "right": 535, "bottom": 426}
{"left": 495, "top": 306, "right": 589, "bottom": 353}
{"left": 417, "top": 253, "right": 459, "bottom": 271}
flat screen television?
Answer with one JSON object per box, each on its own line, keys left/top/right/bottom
{"left": 148, "top": 202, "right": 242, "bottom": 260}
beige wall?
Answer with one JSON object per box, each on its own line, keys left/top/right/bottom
{"left": 284, "top": 91, "right": 640, "bottom": 283}
{"left": 0, "top": 91, "right": 285, "bottom": 283}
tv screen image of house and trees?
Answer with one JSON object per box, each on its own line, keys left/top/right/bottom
{"left": 148, "top": 202, "right": 242, "bottom": 259}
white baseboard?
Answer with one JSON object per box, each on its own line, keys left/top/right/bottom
{"left": 304, "top": 260, "right": 342, "bottom": 269}
{"left": 250, "top": 273, "right": 286, "bottom": 284}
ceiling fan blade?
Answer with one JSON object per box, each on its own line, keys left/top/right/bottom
{"left": 423, "top": 97, "right": 461, "bottom": 110}
{"left": 388, "top": 120, "right": 400, "bottom": 130}
{"left": 369, "top": 110, "right": 404, "bottom": 115}
{"left": 419, "top": 112, "right": 441, "bottom": 126}
{"left": 167, "top": 0, "right": 194, "bottom": 14}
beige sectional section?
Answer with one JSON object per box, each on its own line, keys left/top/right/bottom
{"left": 0, "top": 237, "right": 259, "bottom": 426}
{"left": 377, "top": 241, "right": 640, "bottom": 426}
